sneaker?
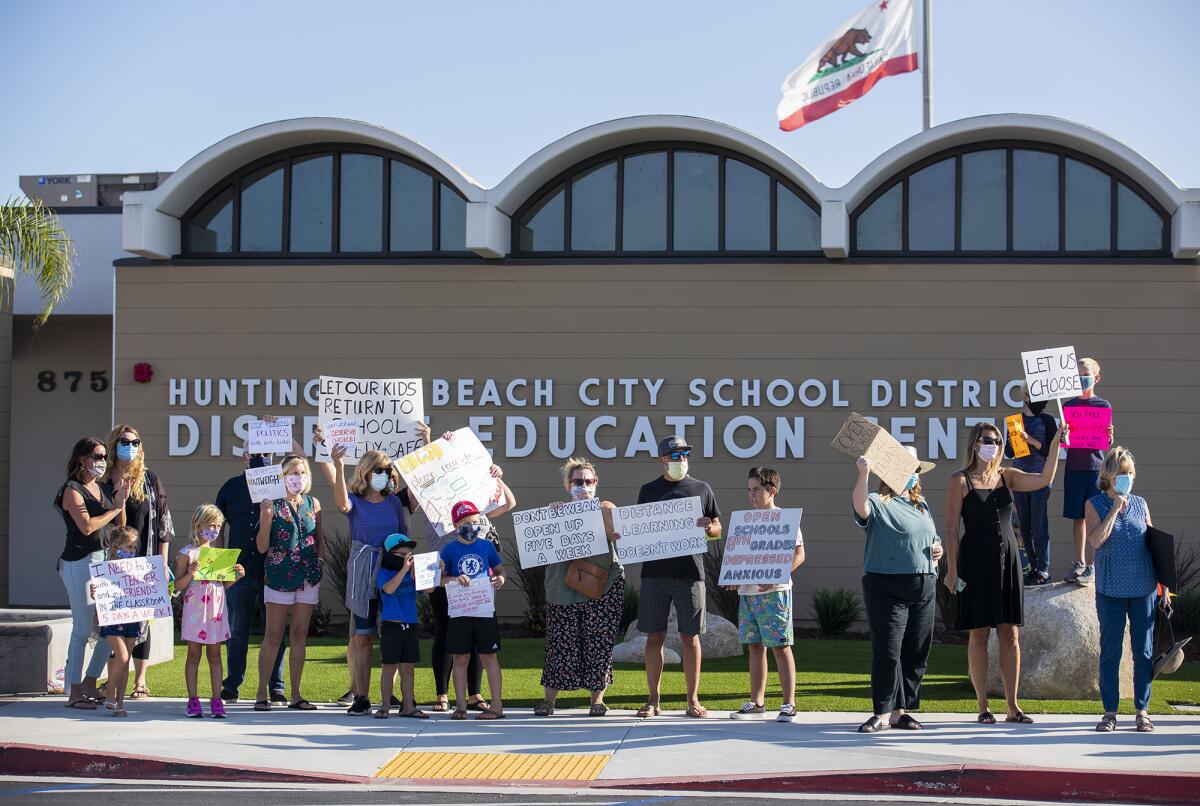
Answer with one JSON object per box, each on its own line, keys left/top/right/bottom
{"left": 185, "top": 697, "right": 203, "bottom": 718}
{"left": 220, "top": 689, "right": 238, "bottom": 704}
{"left": 777, "top": 703, "right": 797, "bottom": 722}
{"left": 1076, "top": 564, "right": 1095, "bottom": 586}
{"left": 269, "top": 690, "right": 288, "bottom": 704}
{"left": 210, "top": 697, "right": 227, "bottom": 719}
{"left": 729, "top": 701, "right": 766, "bottom": 719}
{"left": 1065, "top": 561, "right": 1086, "bottom": 583}
{"left": 346, "top": 695, "right": 371, "bottom": 716}
{"left": 1035, "top": 571, "right": 1051, "bottom": 586}
{"left": 336, "top": 690, "right": 355, "bottom": 706}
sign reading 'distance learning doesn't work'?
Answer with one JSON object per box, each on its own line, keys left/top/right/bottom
{"left": 612, "top": 496, "right": 705, "bottom": 564}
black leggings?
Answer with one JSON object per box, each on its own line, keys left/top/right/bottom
{"left": 430, "top": 586, "right": 482, "bottom": 697}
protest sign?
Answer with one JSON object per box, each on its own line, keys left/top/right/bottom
{"left": 612, "top": 496, "right": 706, "bottom": 565}
{"left": 396, "top": 428, "right": 502, "bottom": 537}
{"left": 717, "top": 508, "right": 803, "bottom": 587}
{"left": 830, "top": 412, "right": 920, "bottom": 495}
{"left": 1005, "top": 414, "right": 1031, "bottom": 459}
{"left": 318, "top": 376, "right": 424, "bottom": 464}
{"left": 247, "top": 419, "right": 293, "bottom": 454}
{"left": 1063, "top": 405, "right": 1112, "bottom": 450}
{"left": 1021, "top": 345, "right": 1080, "bottom": 402}
{"left": 88, "top": 555, "right": 172, "bottom": 626}
{"left": 413, "top": 551, "right": 442, "bottom": 591}
{"left": 195, "top": 547, "right": 241, "bottom": 582}
{"left": 316, "top": 418, "right": 362, "bottom": 461}
{"left": 446, "top": 575, "right": 495, "bottom": 618}
{"left": 245, "top": 464, "right": 286, "bottom": 503}
{"left": 512, "top": 498, "right": 608, "bottom": 569}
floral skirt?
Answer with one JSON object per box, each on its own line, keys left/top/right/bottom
{"left": 541, "top": 575, "right": 625, "bottom": 693}
{"left": 181, "top": 581, "right": 231, "bottom": 645}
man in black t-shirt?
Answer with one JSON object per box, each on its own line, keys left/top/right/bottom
{"left": 630, "top": 436, "right": 721, "bottom": 718}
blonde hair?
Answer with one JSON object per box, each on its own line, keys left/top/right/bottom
{"left": 1098, "top": 446, "right": 1136, "bottom": 492}
{"left": 1079, "top": 357, "right": 1101, "bottom": 376}
{"left": 106, "top": 525, "right": 139, "bottom": 559}
{"left": 348, "top": 450, "right": 399, "bottom": 497}
{"left": 961, "top": 422, "right": 1004, "bottom": 477}
{"left": 281, "top": 455, "right": 312, "bottom": 494}
{"left": 190, "top": 504, "right": 225, "bottom": 545}
{"left": 106, "top": 424, "right": 146, "bottom": 502}
{"left": 561, "top": 457, "right": 598, "bottom": 490}
{"left": 876, "top": 477, "right": 926, "bottom": 509}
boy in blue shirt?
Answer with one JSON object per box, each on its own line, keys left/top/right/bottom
{"left": 375, "top": 533, "right": 425, "bottom": 719}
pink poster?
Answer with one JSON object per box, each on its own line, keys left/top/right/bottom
{"left": 1063, "top": 406, "right": 1113, "bottom": 451}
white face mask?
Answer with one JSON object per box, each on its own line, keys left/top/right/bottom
{"left": 666, "top": 461, "right": 687, "bottom": 481}
{"left": 570, "top": 483, "right": 595, "bottom": 501}
{"left": 285, "top": 474, "right": 306, "bottom": 494}
{"left": 977, "top": 443, "right": 1000, "bottom": 462}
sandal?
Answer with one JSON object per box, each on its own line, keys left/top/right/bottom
{"left": 1136, "top": 714, "right": 1155, "bottom": 733}
{"left": 374, "top": 707, "right": 390, "bottom": 719}
{"left": 636, "top": 703, "right": 661, "bottom": 718}
{"left": 431, "top": 699, "right": 449, "bottom": 713}
{"left": 589, "top": 703, "right": 609, "bottom": 717}
{"left": 129, "top": 686, "right": 150, "bottom": 700}
{"left": 533, "top": 700, "right": 555, "bottom": 717}
{"left": 890, "top": 714, "right": 924, "bottom": 730}
{"left": 1096, "top": 714, "right": 1117, "bottom": 732}
{"left": 684, "top": 704, "right": 708, "bottom": 719}
{"left": 977, "top": 710, "right": 996, "bottom": 725}
{"left": 254, "top": 700, "right": 271, "bottom": 711}
{"left": 112, "top": 707, "right": 128, "bottom": 717}
{"left": 65, "top": 699, "right": 97, "bottom": 711}
{"left": 288, "top": 699, "right": 317, "bottom": 711}
{"left": 466, "top": 699, "right": 491, "bottom": 712}
{"left": 399, "top": 709, "right": 428, "bottom": 719}
{"left": 475, "top": 709, "right": 505, "bottom": 720}
{"left": 858, "top": 715, "right": 889, "bottom": 733}
{"left": 451, "top": 709, "right": 468, "bottom": 720}
{"left": 1005, "top": 711, "right": 1034, "bottom": 724}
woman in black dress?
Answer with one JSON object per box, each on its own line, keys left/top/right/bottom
{"left": 944, "top": 421, "right": 1066, "bottom": 724}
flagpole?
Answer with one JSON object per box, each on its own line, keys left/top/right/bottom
{"left": 922, "top": 0, "right": 933, "bottom": 130}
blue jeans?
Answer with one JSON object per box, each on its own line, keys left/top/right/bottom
{"left": 58, "top": 553, "right": 111, "bottom": 687}
{"left": 1013, "top": 487, "right": 1051, "bottom": 575}
{"left": 1096, "top": 591, "right": 1155, "bottom": 713}
{"left": 222, "top": 570, "right": 286, "bottom": 695}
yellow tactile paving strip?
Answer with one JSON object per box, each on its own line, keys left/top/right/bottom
{"left": 375, "top": 751, "right": 610, "bottom": 781}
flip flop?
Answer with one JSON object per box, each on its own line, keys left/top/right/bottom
{"left": 65, "top": 699, "right": 97, "bottom": 711}
{"left": 589, "top": 703, "right": 609, "bottom": 717}
{"left": 636, "top": 703, "right": 661, "bottom": 718}
{"left": 288, "top": 699, "right": 317, "bottom": 711}
{"left": 451, "top": 709, "right": 468, "bottom": 720}
{"left": 685, "top": 704, "right": 709, "bottom": 719}
{"left": 253, "top": 700, "right": 271, "bottom": 711}
{"left": 129, "top": 686, "right": 150, "bottom": 700}
{"left": 431, "top": 700, "right": 449, "bottom": 712}
{"left": 475, "top": 709, "right": 505, "bottom": 720}
{"left": 1005, "top": 711, "right": 1034, "bottom": 724}
{"left": 112, "top": 707, "right": 128, "bottom": 718}
{"left": 978, "top": 711, "right": 996, "bottom": 725}
{"left": 374, "top": 708, "right": 390, "bottom": 719}
{"left": 399, "top": 709, "right": 428, "bottom": 719}
{"left": 466, "top": 700, "right": 491, "bottom": 712}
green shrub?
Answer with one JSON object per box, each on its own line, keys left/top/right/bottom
{"left": 416, "top": 591, "right": 435, "bottom": 639}
{"left": 321, "top": 527, "right": 350, "bottom": 606}
{"left": 1174, "top": 539, "right": 1200, "bottom": 595}
{"left": 307, "top": 603, "right": 335, "bottom": 637}
{"left": 620, "top": 583, "right": 640, "bottom": 633}
{"left": 500, "top": 537, "right": 546, "bottom": 637}
{"left": 1171, "top": 589, "right": 1200, "bottom": 642}
{"left": 809, "top": 588, "right": 862, "bottom": 637}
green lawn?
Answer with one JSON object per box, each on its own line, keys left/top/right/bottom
{"left": 141, "top": 636, "right": 1200, "bottom": 716}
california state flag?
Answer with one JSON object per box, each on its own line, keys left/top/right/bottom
{"left": 778, "top": 0, "right": 920, "bottom": 131}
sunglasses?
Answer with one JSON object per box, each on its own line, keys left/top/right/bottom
{"left": 979, "top": 437, "right": 1002, "bottom": 446}
{"left": 118, "top": 438, "right": 141, "bottom": 447}
{"left": 89, "top": 453, "right": 107, "bottom": 461}
{"left": 668, "top": 451, "right": 691, "bottom": 461}
{"left": 571, "top": 478, "right": 597, "bottom": 487}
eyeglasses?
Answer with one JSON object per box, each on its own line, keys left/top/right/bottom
{"left": 89, "top": 453, "right": 107, "bottom": 460}
{"left": 979, "top": 437, "right": 1002, "bottom": 446}
{"left": 118, "top": 438, "right": 141, "bottom": 447}
{"left": 668, "top": 451, "right": 691, "bottom": 461}
{"left": 571, "top": 479, "right": 597, "bottom": 487}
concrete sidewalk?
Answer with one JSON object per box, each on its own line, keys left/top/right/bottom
{"left": 1, "top": 697, "right": 1198, "bottom": 803}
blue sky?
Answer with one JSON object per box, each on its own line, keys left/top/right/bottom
{"left": 2, "top": 0, "right": 1198, "bottom": 197}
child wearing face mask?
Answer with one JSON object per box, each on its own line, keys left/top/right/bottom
{"left": 1004, "top": 385, "right": 1059, "bottom": 585}
{"left": 1062, "top": 357, "right": 1113, "bottom": 586}
{"left": 175, "top": 505, "right": 245, "bottom": 718}
{"left": 98, "top": 526, "right": 144, "bottom": 717}
{"left": 375, "top": 533, "right": 425, "bottom": 719}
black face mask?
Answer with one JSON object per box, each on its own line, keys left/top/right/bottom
{"left": 1027, "top": 400, "right": 1048, "bottom": 416}
{"left": 380, "top": 551, "right": 407, "bottom": 571}
{"left": 248, "top": 454, "right": 272, "bottom": 469}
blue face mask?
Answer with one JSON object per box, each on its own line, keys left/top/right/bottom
{"left": 1113, "top": 474, "right": 1133, "bottom": 496}
{"left": 369, "top": 472, "right": 389, "bottom": 492}
{"left": 1080, "top": 375, "right": 1095, "bottom": 391}
{"left": 905, "top": 474, "right": 919, "bottom": 492}
{"left": 457, "top": 524, "right": 483, "bottom": 542}
{"left": 116, "top": 443, "right": 139, "bottom": 462}
{"left": 115, "top": 548, "right": 136, "bottom": 559}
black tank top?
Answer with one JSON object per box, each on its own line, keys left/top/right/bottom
{"left": 56, "top": 480, "right": 115, "bottom": 561}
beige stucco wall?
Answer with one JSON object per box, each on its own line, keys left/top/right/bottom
{"left": 112, "top": 261, "right": 1200, "bottom": 622}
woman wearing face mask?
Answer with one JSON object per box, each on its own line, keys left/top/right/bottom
{"left": 534, "top": 459, "right": 623, "bottom": 717}
{"left": 254, "top": 455, "right": 323, "bottom": 711}
{"left": 104, "top": 424, "right": 174, "bottom": 701}
{"left": 55, "top": 438, "right": 129, "bottom": 709}
{"left": 944, "top": 421, "right": 1066, "bottom": 725}
{"left": 1003, "top": 387, "right": 1059, "bottom": 586}
{"left": 1086, "top": 447, "right": 1161, "bottom": 732}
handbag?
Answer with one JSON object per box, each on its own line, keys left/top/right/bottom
{"left": 564, "top": 559, "right": 607, "bottom": 600}
{"left": 1152, "top": 606, "right": 1191, "bottom": 678}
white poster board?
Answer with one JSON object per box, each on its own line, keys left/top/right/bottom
{"left": 396, "top": 428, "right": 502, "bottom": 537}
{"left": 88, "top": 555, "right": 172, "bottom": 626}
{"left": 247, "top": 419, "right": 293, "bottom": 454}
{"left": 413, "top": 551, "right": 442, "bottom": 591}
{"left": 317, "top": 376, "right": 424, "bottom": 464}
{"left": 512, "top": 498, "right": 608, "bottom": 569}
{"left": 1021, "top": 345, "right": 1080, "bottom": 402}
{"left": 318, "top": 418, "right": 362, "bottom": 460}
{"left": 244, "top": 465, "right": 286, "bottom": 503}
{"left": 717, "top": 508, "right": 803, "bottom": 587}
{"left": 446, "top": 575, "right": 495, "bottom": 618}
{"left": 612, "top": 496, "right": 706, "bottom": 565}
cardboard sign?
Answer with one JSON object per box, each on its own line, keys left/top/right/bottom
{"left": 513, "top": 498, "right": 608, "bottom": 569}
{"left": 612, "top": 496, "right": 706, "bottom": 565}
{"left": 830, "top": 412, "right": 921, "bottom": 495}
{"left": 1005, "top": 414, "right": 1031, "bottom": 459}
{"left": 195, "top": 547, "right": 241, "bottom": 582}
{"left": 88, "top": 555, "right": 172, "bottom": 626}
{"left": 413, "top": 551, "right": 442, "bottom": 591}
{"left": 1063, "top": 405, "right": 1113, "bottom": 450}
{"left": 396, "top": 428, "right": 502, "bottom": 537}
{"left": 318, "top": 376, "right": 424, "bottom": 464}
{"left": 1021, "top": 345, "right": 1081, "bottom": 402}
{"left": 244, "top": 464, "right": 286, "bottom": 503}
{"left": 446, "top": 575, "right": 495, "bottom": 618}
{"left": 247, "top": 419, "right": 293, "bottom": 454}
{"left": 717, "top": 508, "right": 803, "bottom": 587}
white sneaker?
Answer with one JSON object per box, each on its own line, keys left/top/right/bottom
{"left": 730, "top": 701, "right": 766, "bottom": 719}
{"left": 777, "top": 703, "right": 797, "bottom": 722}
{"left": 1076, "top": 564, "right": 1095, "bottom": 586}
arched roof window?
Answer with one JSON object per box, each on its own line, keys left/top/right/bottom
{"left": 512, "top": 143, "right": 822, "bottom": 257}
{"left": 851, "top": 141, "right": 1169, "bottom": 257}
{"left": 182, "top": 144, "right": 469, "bottom": 256}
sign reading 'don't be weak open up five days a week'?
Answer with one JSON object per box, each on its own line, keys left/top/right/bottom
{"left": 830, "top": 412, "right": 920, "bottom": 495}
{"left": 612, "top": 496, "right": 706, "bottom": 564}
{"left": 317, "top": 376, "right": 424, "bottom": 464}
{"left": 512, "top": 498, "right": 609, "bottom": 569}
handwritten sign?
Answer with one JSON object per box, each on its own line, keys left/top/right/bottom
{"left": 247, "top": 419, "right": 293, "bottom": 454}
{"left": 245, "top": 464, "right": 286, "bottom": 503}
{"left": 513, "top": 499, "right": 608, "bottom": 569}
{"left": 413, "top": 551, "right": 442, "bottom": 591}
{"left": 396, "top": 428, "right": 501, "bottom": 536}
{"left": 1021, "top": 345, "right": 1080, "bottom": 402}
{"left": 318, "top": 376, "right": 424, "bottom": 464}
{"left": 446, "top": 575, "right": 495, "bottom": 618}
{"left": 830, "top": 412, "right": 920, "bottom": 495}
{"left": 1005, "top": 414, "right": 1031, "bottom": 459}
{"left": 612, "top": 496, "right": 705, "bottom": 565}
{"left": 317, "top": 418, "right": 362, "bottom": 462}
{"left": 717, "top": 508, "right": 803, "bottom": 587}
{"left": 88, "top": 555, "right": 172, "bottom": 626}
{"left": 1063, "top": 405, "right": 1112, "bottom": 450}
{"left": 195, "top": 547, "right": 241, "bottom": 582}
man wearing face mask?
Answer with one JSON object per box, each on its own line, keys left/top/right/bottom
{"left": 1004, "top": 385, "right": 1059, "bottom": 586}
{"left": 632, "top": 436, "right": 721, "bottom": 719}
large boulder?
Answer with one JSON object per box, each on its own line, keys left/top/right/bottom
{"left": 623, "top": 610, "right": 743, "bottom": 659}
{"left": 987, "top": 582, "right": 1131, "bottom": 700}
{"left": 612, "top": 635, "right": 681, "bottom": 665}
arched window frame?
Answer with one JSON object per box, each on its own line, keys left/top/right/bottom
{"left": 850, "top": 140, "right": 1171, "bottom": 258}
{"left": 180, "top": 142, "right": 471, "bottom": 257}
{"left": 511, "top": 141, "right": 822, "bottom": 258}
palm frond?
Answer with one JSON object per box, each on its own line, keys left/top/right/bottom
{"left": 0, "top": 196, "right": 77, "bottom": 326}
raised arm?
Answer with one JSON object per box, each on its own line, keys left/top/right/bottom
{"left": 1005, "top": 423, "right": 1068, "bottom": 493}
{"left": 62, "top": 483, "right": 127, "bottom": 536}
{"left": 1084, "top": 495, "right": 1126, "bottom": 550}
{"left": 852, "top": 456, "right": 871, "bottom": 521}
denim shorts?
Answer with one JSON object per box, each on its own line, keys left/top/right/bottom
{"left": 352, "top": 597, "right": 381, "bottom": 636}
{"left": 1063, "top": 470, "right": 1100, "bottom": 519}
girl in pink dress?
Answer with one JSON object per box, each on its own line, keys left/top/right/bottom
{"left": 174, "top": 504, "right": 244, "bottom": 718}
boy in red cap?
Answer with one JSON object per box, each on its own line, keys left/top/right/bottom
{"left": 438, "top": 500, "right": 507, "bottom": 719}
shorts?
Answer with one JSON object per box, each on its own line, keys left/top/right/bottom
{"left": 353, "top": 598, "right": 381, "bottom": 636}
{"left": 380, "top": 621, "right": 421, "bottom": 664}
{"left": 637, "top": 577, "right": 706, "bottom": 636}
{"left": 264, "top": 581, "right": 320, "bottom": 606}
{"left": 445, "top": 616, "right": 502, "bottom": 656}
{"left": 738, "top": 589, "right": 794, "bottom": 648}
{"left": 99, "top": 621, "right": 143, "bottom": 639}
{"left": 1063, "top": 470, "right": 1101, "bottom": 519}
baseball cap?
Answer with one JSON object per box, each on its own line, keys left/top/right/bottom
{"left": 657, "top": 435, "right": 691, "bottom": 456}
{"left": 451, "top": 500, "right": 480, "bottom": 524}
{"left": 384, "top": 533, "right": 417, "bottom": 552}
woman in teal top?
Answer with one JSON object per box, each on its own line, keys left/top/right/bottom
{"left": 852, "top": 448, "right": 942, "bottom": 733}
